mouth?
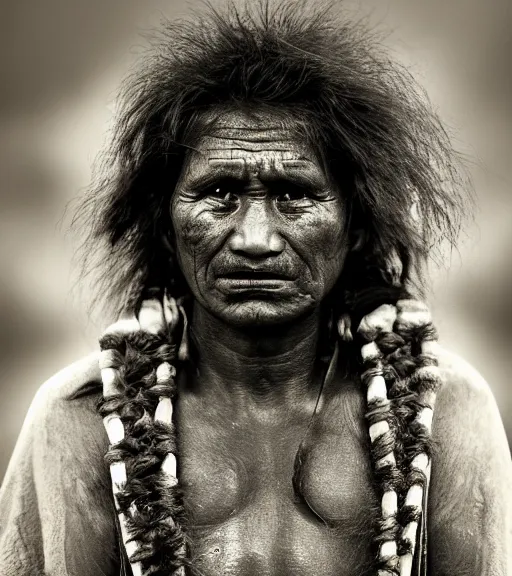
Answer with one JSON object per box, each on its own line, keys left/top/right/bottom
{"left": 215, "top": 270, "right": 295, "bottom": 292}
{"left": 219, "top": 270, "right": 292, "bottom": 280}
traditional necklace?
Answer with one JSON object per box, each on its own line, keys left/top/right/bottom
{"left": 98, "top": 297, "right": 440, "bottom": 576}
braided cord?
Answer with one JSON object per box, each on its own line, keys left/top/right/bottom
{"left": 357, "top": 299, "right": 442, "bottom": 576}
{"left": 394, "top": 300, "right": 442, "bottom": 576}
{"left": 98, "top": 309, "right": 187, "bottom": 576}
{"left": 97, "top": 296, "right": 442, "bottom": 576}
{"left": 357, "top": 304, "right": 401, "bottom": 576}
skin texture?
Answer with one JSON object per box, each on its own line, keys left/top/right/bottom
{"left": 169, "top": 110, "right": 378, "bottom": 575}
{"left": 0, "top": 110, "right": 510, "bottom": 575}
{"left": 171, "top": 109, "right": 347, "bottom": 329}
{"left": 1, "top": 350, "right": 509, "bottom": 576}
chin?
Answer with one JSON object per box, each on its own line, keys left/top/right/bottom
{"left": 214, "top": 298, "right": 315, "bottom": 328}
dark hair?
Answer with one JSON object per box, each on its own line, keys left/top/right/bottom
{"left": 76, "top": 0, "right": 469, "bottom": 320}
{"left": 90, "top": 4, "right": 469, "bottom": 574}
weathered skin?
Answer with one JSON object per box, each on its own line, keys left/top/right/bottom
{"left": 171, "top": 109, "right": 373, "bottom": 574}
{"left": 1, "top": 349, "right": 509, "bottom": 576}
{"left": 0, "top": 110, "right": 510, "bottom": 576}
{"left": 171, "top": 109, "right": 347, "bottom": 327}
{"left": 177, "top": 358, "right": 377, "bottom": 576}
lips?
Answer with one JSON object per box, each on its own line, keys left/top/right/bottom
{"left": 214, "top": 267, "right": 295, "bottom": 292}
{"left": 218, "top": 270, "right": 293, "bottom": 280}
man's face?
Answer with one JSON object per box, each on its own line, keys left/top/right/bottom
{"left": 171, "top": 109, "right": 348, "bottom": 327}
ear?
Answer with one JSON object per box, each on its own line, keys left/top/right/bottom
{"left": 350, "top": 228, "right": 366, "bottom": 252}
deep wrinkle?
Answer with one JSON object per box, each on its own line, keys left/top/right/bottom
{"left": 186, "top": 301, "right": 324, "bottom": 404}
{"left": 171, "top": 109, "right": 348, "bottom": 334}
{"left": 170, "top": 114, "right": 348, "bottom": 409}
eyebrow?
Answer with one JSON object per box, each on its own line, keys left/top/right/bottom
{"left": 185, "top": 158, "right": 328, "bottom": 192}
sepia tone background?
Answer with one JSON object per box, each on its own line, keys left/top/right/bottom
{"left": 1, "top": 0, "right": 511, "bottom": 480}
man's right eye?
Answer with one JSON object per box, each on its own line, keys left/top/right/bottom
{"left": 207, "top": 187, "right": 237, "bottom": 203}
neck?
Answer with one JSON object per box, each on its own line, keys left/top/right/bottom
{"left": 187, "top": 303, "right": 326, "bottom": 407}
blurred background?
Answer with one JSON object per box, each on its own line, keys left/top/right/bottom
{"left": 0, "top": 0, "right": 511, "bottom": 480}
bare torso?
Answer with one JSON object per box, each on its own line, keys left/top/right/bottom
{"left": 1, "top": 350, "right": 509, "bottom": 576}
{"left": 178, "top": 370, "right": 376, "bottom": 576}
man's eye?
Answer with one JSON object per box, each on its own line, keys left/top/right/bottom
{"left": 274, "top": 185, "right": 310, "bottom": 203}
{"left": 206, "top": 186, "right": 238, "bottom": 203}
{"left": 276, "top": 191, "right": 308, "bottom": 202}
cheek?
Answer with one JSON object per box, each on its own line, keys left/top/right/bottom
{"left": 289, "top": 206, "right": 347, "bottom": 289}
{"left": 171, "top": 201, "right": 228, "bottom": 282}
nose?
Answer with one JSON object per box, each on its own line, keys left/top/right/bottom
{"left": 228, "top": 200, "right": 285, "bottom": 257}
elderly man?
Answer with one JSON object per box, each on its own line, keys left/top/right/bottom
{"left": 0, "top": 3, "right": 510, "bottom": 576}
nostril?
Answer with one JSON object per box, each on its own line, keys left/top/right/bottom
{"left": 228, "top": 201, "right": 285, "bottom": 256}
{"left": 229, "top": 230, "right": 285, "bottom": 256}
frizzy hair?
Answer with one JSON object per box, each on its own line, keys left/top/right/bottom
{"left": 90, "top": 2, "right": 470, "bottom": 575}
{"left": 76, "top": 0, "right": 470, "bottom": 320}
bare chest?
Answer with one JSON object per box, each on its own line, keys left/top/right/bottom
{"left": 176, "top": 390, "right": 378, "bottom": 576}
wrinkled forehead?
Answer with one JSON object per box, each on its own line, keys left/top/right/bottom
{"left": 179, "top": 108, "right": 326, "bottom": 181}
{"left": 194, "top": 107, "right": 315, "bottom": 146}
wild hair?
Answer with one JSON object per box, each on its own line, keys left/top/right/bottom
{"left": 89, "top": 3, "right": 471, "bottom": 575}
{"left": 76, "top": 0, "right": 470, "bottom": 321}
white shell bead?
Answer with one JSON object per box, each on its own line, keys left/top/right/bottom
{"left": 101, "top": 368, "right": 118, "bottom": 396}
{"left": 358, "top": 304, "right": 397, "bottom": 337}
{"left": 118, "top": 511, "right": 142, "bottom": 576}
{"left": 99, "top": 350, "right": 118, "bottom": 370}
{"left": 110, "top": 461, "right": 127, "bottom": 492}
{"left": 416, "top": 407, "right": 434, "bottom": 432}
{"left": 156, "top": 362, "right": 176, "bottom": 383}
{"left": 402, "top": 521, "right": 419, "bottom": 546}
{"left": 421, "top": 339, "right": 440, "bottom": 357}
{"left": 369, "top": 420, "right": 389, "bottom": 442}
{"left": 162, "top": 453, "right": 178, "bottom": 482}
{"left": 103, "top": 415, "right": 125, "bottom": 444}
{"left": 411, "top": 453, "right": 429, "bottom": 474}
{"left": 382, "top": 490, "right": 398, "bottom": 518}
{"left": 397, "top": 310, "right": 431, "bottom": 329}
{"left": 104, "top": 318, "right": 140, "bottom": 335}
{"left": 367, "top": 375, "right": 388, "bottom": 403}
{"left": 155, "top": 397, "right": 174, "bottom": 424}
{"left": 361, "top": 342, "right": 382, "bottom": 362}
{"left": 405, "top": 484, "right": 423, "bottom": 509}
{"left": 124, "top": 531, "right": 139, "bottom": 559}
{"left": 415, "top": 365, "right": 441, "bottom": 382}
{"left": 380, "top": 540, "right": 397, "bottom": 560}
{"left": 399, "top": 552, "right": 413, "bottom": 576}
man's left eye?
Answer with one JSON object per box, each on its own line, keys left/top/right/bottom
{"left": 274, "top": 184, "right": 310, "bottom": 203}
{"left": 277, "top": 192, "right": 306, "bottom": 202}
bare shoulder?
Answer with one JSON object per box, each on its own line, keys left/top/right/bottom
{"left": 27, "top": 350, "right": 106, "bottom": 468}
{"left": 1, "top": 353, "right": 117, "bottom": 576}
{"left": 432, "top": 346, "right": 510, "bottom": 457}
{"left": 36, "top": 351, "right": 102, "bottom": 405}
{"left": 28, "top": 351, "right": 107, "bottom": 473}
{"left": 435, "top": 346, "right": 495, "bottom": 400}
{"left": 428, "top": 347, "right": 512, "bottom": 575}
